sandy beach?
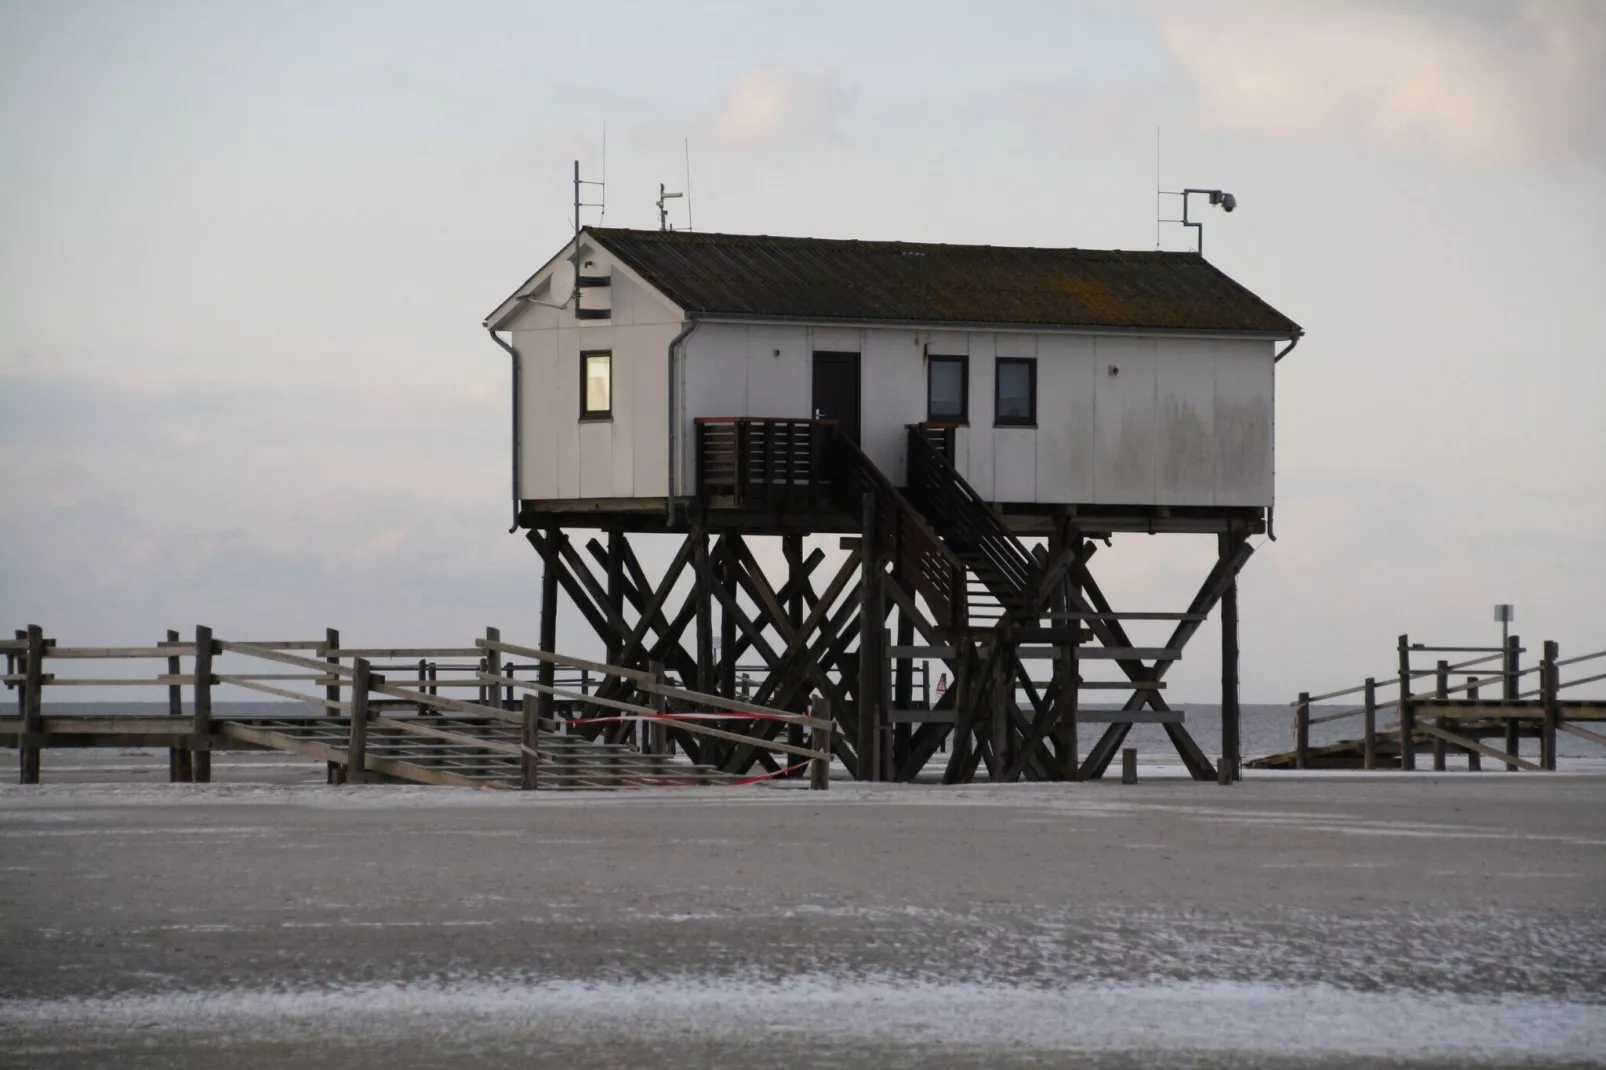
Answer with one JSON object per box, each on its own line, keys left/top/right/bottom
{"left": 2, "top": 753, "right": 1603, "bottom": 1068}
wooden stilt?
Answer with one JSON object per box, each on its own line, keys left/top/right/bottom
{"left": 857, "top": 491, "right": 881, "bottom": 781}
{"left": 1295, "top": 692, "right": 1310, "bottom": 770}
{"left": 1433, "top": 660, "right": 1449, "bottom": 771}
{"left": 1541, "top": 640, "right": 1559, "bottom": 771}
{"left": 346, "top": 658, "right": 372, "bottom": 784}
{"left": 323, "top": 627, "right": 341, "bottom": 783}
{"left": 166, "top": 628, "right": 191, "bottom": 783}
{"left": 1397, "top": 635, "right": 1416, "bottom": 771}
{"left": 1465, "top": 678, "right": 1482, "bottom": 770}
{"left": 520, "top": 693, "right": 538, "bottom": 790}
{"left": 192, "top": 625, "right": 213, "bottom": 783}
{"left": 19, "top": 625, "right": 43, "bottom": 785}
{"left": 1504, "top": 635, "right": 1521, "bottom": 771}
{"left": 1363, "top": 678, "right": 1377, "bottom": 770}
{"left": 536, "top": 526, "right": 560, "bottom": 740}
{"left": 1219, "top": 528, "right": 1243, "bottom": 781}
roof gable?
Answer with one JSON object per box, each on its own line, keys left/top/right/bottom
{"left": 584, "top": 228, "right": 1301, "bottom": 337}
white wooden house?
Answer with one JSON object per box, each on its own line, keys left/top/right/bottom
{"left": 484, "top": 228, "right": 1301, "bottom": 533}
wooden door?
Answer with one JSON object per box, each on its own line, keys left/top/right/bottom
{"left": 811, "top": 352, "right": 861, "bottom": 444}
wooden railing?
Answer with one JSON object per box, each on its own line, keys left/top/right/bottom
{"left": 905, "top": 426, "right": 1040, "bottom": 610}
{"left": 695, "top": 417, "right": 834, "bottom": 510}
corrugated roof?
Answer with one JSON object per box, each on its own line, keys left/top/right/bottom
{"left": 588, "top": 228, "right": 1301, "bottom": 336}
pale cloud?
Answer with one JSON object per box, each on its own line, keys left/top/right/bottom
{"left": 706, "top": 67, "right": 855, "bottom": 148}
{"left": 1153, "top": 0, "right": 1606, "bottom": 162}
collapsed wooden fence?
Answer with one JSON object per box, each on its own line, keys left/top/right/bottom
{"left": 1251, "top": 634, "right": 1606, "bottom": 771}
{"left": 1, "top": 625, "right": 831, "bottom": 790}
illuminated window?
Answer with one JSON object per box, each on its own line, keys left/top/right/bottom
{"left": 581, "top": 351, "right": 611, "bottom": 419}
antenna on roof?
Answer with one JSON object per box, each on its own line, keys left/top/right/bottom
{"left": 657, "top": 183, "right": 684, "bottom": 232}
{"left": 1157, "top": 186, "right": 1236, "bottom": 256}
{"left": 684, "top": 138, "right": 694, "bottom": 231}
{"left": 571, "top": 159, "right": 605, "bottom": 306}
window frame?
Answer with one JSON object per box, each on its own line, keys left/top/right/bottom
{"left": 579, "top": 350, "right": 613, "bottom": 421}
{"left": 994, "top": 357, "right": 1037, "bottom": 427}
{"left": 926, "top": 354, "right": 970, "bottom": 424}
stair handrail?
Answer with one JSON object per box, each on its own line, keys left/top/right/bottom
{"left": 826, "top": 429, "right": 969, "bottom": 631}
{"left": 904, "top": 427, "right": 1040, "bottom": 602}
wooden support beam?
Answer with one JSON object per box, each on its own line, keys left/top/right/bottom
{"left": 1542, "top": 640, "right": 1560, "bottom": 771}
{"left": 1416, "top": 721, "right": 1541, "bottom": 772}
{"left": 537, "top": 525, "right": 560, "bottom": 744}
{"left": 166, "top": 628, "right": 192, "bottom": 783}
{"left": 322, "top": 627, "right": 341, "bottom": 782}
{"left": 1219, "top": 528, "right": 1242, "bottom": 780}
{"left": 1363, "top": 678, "right": 1377, "bottom": 771}
{"left": 857, "top": 491, "right": 881, "bottom": 781}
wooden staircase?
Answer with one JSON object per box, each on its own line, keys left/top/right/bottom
{"left": 903, "top": 426, "right": 1045, "bottom": 628}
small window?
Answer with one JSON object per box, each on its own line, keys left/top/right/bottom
{"left": 995, "top": 358, "right": 1036, "bottom": 426}
{"left": 581, "top": 351, "right": 611, "bottom": 419}
{"left": 927, "top": 355, "right": 968, "bottom": 422}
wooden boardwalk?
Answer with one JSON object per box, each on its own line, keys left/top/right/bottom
{"left": 1249, "top": 634, "right": 1605, "bottom": 772}
{"left": 2, "top": 626, "right": 830, "bottom": 790}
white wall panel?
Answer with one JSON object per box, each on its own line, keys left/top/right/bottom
{"left": 863, "top": 328, "right": 925, "bottom": 482}
{"left": 577, "top": 420, "right": 612, "bottom": 496}
{"left": 514, "top": 328, "right": 558, "bottom": 499}
{"left": 1156, "top": 340, "right": 1217, "bottom": 505}
{"left": 1034, "top": 334, "right": 1095, "bottom": 502}
{"left": 994, "top": 428, "right": 1037, "bottom": 501}
{"left": 1092, "top": 336, "right": 1157, "bottom": 504}
{"left": 955, "top": 333, "right": 991, "bottom": 499}
{"left": 1214, "top": 340, "right": 1275, "bottom": 506}
{"left": 746, "top": 325, "right": 810, "bottom": 417}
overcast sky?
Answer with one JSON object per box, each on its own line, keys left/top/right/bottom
{"left": 2, "top": 0, "right": 1602, "bottom": 703}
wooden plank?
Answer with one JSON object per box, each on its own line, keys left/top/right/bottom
{"left": 45, "top": 646, "right": 199, "bottom": 659}
{"left": 1557, "top": 721, "right": 1606, "bottom": 748}
{"left": 1416, "top": 721, "right": 1542, "bottom": 772}
{"left": 215, "top": 675, "right": 346, "bottom": 710}
{"left": 1075, "top": 647, "right": 1180, "bottom": 660}
{"left": 325, "top": 648, "right": 483, "bottom": 659}
{"left": 888, "top": 645, "right": 955, "bottom": 658}
{"left": 371, "top": 715, "right": 522, "bottom": 758}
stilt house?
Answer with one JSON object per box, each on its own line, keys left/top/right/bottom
{"left": 484, "top": 229, "right": 1302, "bottom": 784}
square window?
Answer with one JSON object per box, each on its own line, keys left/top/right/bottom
{"left": 927, "top": 356, "right": 968, "bottom": 422}
{"left": 995, "top": 358, "right": 1035, "bottom": 426}
{"left": 581, "top": 351, "right": 611, "bottom": 418}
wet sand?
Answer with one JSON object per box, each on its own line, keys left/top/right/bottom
{"left": 1, "top": 753, "right": 1603, "bottom": 1068}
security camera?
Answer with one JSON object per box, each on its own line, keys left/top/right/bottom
{"left": 1220, "top": 192, "right": 1237, "bottom": 212}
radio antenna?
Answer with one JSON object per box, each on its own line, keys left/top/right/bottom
{"left": 684, "top": 138, "right": 694, "bottom": 231}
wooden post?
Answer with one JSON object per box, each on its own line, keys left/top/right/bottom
{"left": 520, "top": 693, "right": 538, "bottom": 790}
{"left": 1295, "top": 692, "right": 1310, "bottom": 770}
{"left": 647, "top": 660, "right": 667, "bottom": 756}
{"left": 718, "top": 540, "right": 737, "bottom": 701}
{"left": 1051, "top": 524, "right": 1080, "bottom": 781}
{"left": 894, "top": 596, "right": 913, "bottom": 781}
{"left": 485, "top": 627, "right": 502, "bottom": 709}
{"left": 416, "top": 657, "right": 428, "bottom": 713}
{"left": 537, "top": 525, "right": 560, "bottom": 736}
{"left": 1433, "top": 660, "right": 1449, "bottom": 772}
{"left": 324, "top": 627, "right": 341, "bottom": 783}
{"left": 346, "top": 657, "right": 372, "bottom": 784}
{"left": 1504, "top": 635, "right": 1521, "bottom": 771}
{"left": 811, "top": 695, "right": 831, "bottom": 791}
{"left": 427, "top": 662, "right": 438, "bottom": 712}
{"left": 1121, "top": 746, "right": 1137, "bottom": 785}
{"left": 857, "top": 490, "right": 880, "bottom": 781}
{"left": 19, "top": 625, "right": 43, "bottom": 785}
{"left": 606, "top": 530, "right": 624, "bottom": 667}
{"left": 1219, "top": 529, "right": 1242, "bottom": 782}
{"left": 166, "top": 628, "right": 192, "bottom": 783}
{"left": 784, "top": 535, "right": 806, "bottom": 764}
{"left": 192, "top": 625, "right": 213, "bottom": 783}
{"left": 1363, "top": 677, "right": 1377, "bottom": 770}
{"left": 1465, "top": 678, "right": 1482, "bottom": 771}
{"left": 1541, "top": 639, "right": 1559, "bottom": 772}
{"left": 1397, "top": 635, "right": 1415, "bottom": 771}
{"left": 1217, "top": 755, "right": 1232, "bottom": 785}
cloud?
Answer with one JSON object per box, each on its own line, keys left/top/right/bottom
{"left": 706, "top": 67, "right": 855, "bottom": 148}
{"left": 1152, "top": 0, "right": 1606, "bottom": 163}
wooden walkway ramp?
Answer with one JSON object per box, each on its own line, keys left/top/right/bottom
{"left": 3, "top": 626, "right": 830, "bottom": 790}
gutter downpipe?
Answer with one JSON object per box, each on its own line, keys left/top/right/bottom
{"left": 665, "top": 316, "right": 702, "bottom": 527}
{"left": 487, "top": 327, "right": 521, "bottom": 533}
{"left": 1266, "top": 330, "right": 1303, "bottom": 541}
